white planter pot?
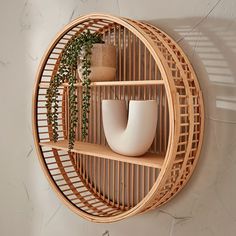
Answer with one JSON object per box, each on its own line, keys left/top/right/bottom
{"left": 102, "top": 100, "right": 158, "bottom": 156}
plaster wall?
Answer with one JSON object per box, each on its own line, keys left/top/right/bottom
{"left": 0, "top": 0, "right": 236, "bottom": 235}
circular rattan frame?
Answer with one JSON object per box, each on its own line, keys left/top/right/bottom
{"left": 32, "top": 13, "right": 204, "bottom": 222}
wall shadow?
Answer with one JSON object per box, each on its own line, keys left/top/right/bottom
{"left": 148, "top": 17, "right": 236, "bottom": 123}
{"left": 142, "top": 17, "right": 236, "bottom": 210}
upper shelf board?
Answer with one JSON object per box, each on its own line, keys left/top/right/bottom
{"left": 39, "top": 80, "right": 165, "bottom": 88}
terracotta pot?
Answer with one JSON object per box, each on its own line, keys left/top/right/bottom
{"left": 78, "top": 43, "right": 116, "bottom": 82}
{"left": 102, "top": 99, "right": 158, "bottom": 156}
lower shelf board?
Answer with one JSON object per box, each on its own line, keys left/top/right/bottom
{"left": 39, "top": 140, "right": 164, "bottom": 169}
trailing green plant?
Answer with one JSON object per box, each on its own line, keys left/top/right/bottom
{"left": 46, "top": 30, "right": 104, "bottom": 149}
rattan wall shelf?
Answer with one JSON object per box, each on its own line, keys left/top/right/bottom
{"left": 32, "top": 13, "right": 204, "bottom": 222}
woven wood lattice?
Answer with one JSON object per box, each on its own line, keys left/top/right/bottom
{"left": 32, "top": 13, "right": 204, "bottom": 222}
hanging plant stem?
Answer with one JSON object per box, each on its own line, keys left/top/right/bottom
{"left": 68, "top": 72, "right": 78, "bottom": 149}
{"left": 46, "top": 74, "right": 63, "bottom": 141}
{"left": 80, "top": 43, "right": 92, "bottom": 140}
{"left": 46, "top": 30, "right": 104, "bottom": 149}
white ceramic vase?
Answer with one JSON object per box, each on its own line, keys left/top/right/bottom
{"left": 102, "top": 99, "right": 158, "bottom": 156}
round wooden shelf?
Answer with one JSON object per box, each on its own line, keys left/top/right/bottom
{"left": 32, "top": 13, "right": 204, "bottom": 222}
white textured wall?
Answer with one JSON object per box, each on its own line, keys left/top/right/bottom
{"left": 1, "top": 0, "right": 236, "bottom": 235}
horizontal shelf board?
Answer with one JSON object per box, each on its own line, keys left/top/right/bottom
{"left": 39, "top": 80, "right": 165, "bottom": 88}
{"left": 39, "top": 140, "right": 164, "bottom": 168}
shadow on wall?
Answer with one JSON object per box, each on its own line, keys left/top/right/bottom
{"left": 148, "top": 17, "right": 236, "bottom": 123}
{"left": 142, "top": 18, "right": 236, "bottom": 205}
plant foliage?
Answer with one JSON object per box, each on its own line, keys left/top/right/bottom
{"left": 46, "top": 30, "right": 104, "bottom": 149}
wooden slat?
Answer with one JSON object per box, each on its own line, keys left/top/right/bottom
{"left": 39, "top": 140, "right": 164, "bottom": 168}
{"left": 39, "top": 80, "right": 165, "bottom": 88}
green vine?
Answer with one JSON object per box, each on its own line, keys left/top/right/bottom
{"left": 46, "top": 30, "right": 104, "bottom": 149}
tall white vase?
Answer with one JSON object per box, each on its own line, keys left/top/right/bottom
{"left": 102, "top": 100, "right": 158, "bottom": 156}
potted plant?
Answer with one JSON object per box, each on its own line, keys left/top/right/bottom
{"left": 46, "top": 30, "right": 116, "bottom": 149}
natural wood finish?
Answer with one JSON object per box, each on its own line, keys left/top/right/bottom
{"left": 39, "top": 80, "right": 165, "bottom": 88}
{"left": 39, "top": 140, "right": 164, "bottom": 168}
{"left": 32, "top": 13, "right": 204, "bottom": 223}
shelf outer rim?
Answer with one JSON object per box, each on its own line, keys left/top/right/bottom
{"left": 32, "top": 13, "right": 204, "bottom": 223}
{"left": 140, "top": 21, "right": 205, "bottom": 209}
